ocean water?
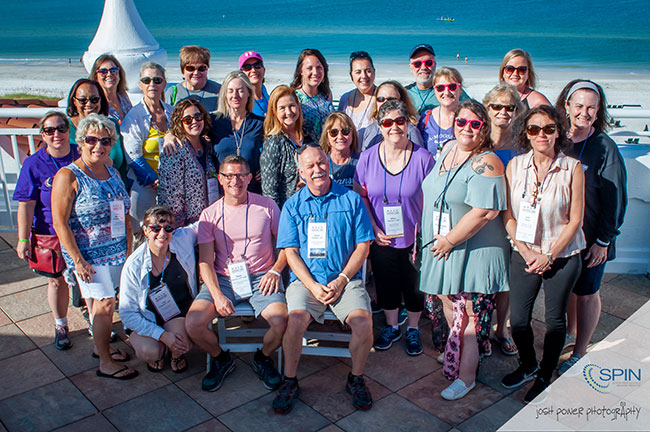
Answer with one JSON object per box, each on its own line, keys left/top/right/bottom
{"left": 2, "top": 0, "right": 650, "bottom": 70}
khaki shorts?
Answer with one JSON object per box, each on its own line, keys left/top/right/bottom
{"left": 285, "top": 278, "right": 370, "bottom": 324}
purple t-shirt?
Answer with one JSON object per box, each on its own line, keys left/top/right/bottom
{"left": 12, "top": 146, "right": 80, "bottom": 235}
{"left": 355, "top": 143, "right": 434, "bottom": 248}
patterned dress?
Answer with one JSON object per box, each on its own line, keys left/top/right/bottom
{"left": 296, "top": 89, "right": 333, "bottom": 143}
{"left": 260, "top": 132, "right": 300, "bottom": 208}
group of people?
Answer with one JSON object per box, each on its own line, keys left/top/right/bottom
{"left": 13, "top": 43, "right": 627, "bottom": 411}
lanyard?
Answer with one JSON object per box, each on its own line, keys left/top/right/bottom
{"left": 413, "top": 86, "right": 431, "bottom": 112}
{"left": 232, "top": 116, "right": 248, "bottom": 156}
{"left": 148, "top": 251, "right": 168, "bottom": 288}
{"left": 285, "top": 132, "right": 300, "bottom": 150}
{"left": 80, "top": 158, "right": 119, "bottom": 199}
{"left": 300, "top": 88, "right": 328, "bottom": 120}
{"left": 382, "top": 142, "right": 408, "bottom": 204}
{"left": 435, "top": 144, "right": 471, "bottom": 208}
{"left": 523, "top": 153, "right": 557, "bottom": 207}
{"left": 221, "top": 194, "right": 249, "bottom": 262}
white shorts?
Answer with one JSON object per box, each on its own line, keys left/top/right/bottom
{"left": 75, "top": 264, "right": 122, "bottom": 300}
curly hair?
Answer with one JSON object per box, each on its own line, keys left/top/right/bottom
{"left": 170, "top": 99, "right": 212, "bottom": 139}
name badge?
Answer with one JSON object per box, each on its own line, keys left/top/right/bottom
{"left": 515, "top": 201, "right": 540, "bottom": 244}
{"left": 148, "top": 282, "right": 181, "bottom": 322}
{"left": 433, "top": 210, "right": 451, "bottom": 236}
{"left": 110, "top": 200, "right": 126, "bottom": 239}
{"left": 228, "top": 260, "right": 253, "bottom": 300}
{"left": 308, "top": 222, "right": 327, "bottom": 259}
{"left": 207, "top": 177, "right": 220, "bottom": 205}
{"left": 582, "top": 164, "right": 589, "bottom": 172}
{"left": 383, "top": 205, "right": 405, "bottom": 238}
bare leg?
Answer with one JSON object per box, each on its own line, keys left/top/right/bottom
{"left": 439, "top": 295, "right": 454, "bottom": 329}
{"left": 458, "top": 300, "right": 479, "bottom": 386}
{"left": 383, "top": 308, "right": 398, "bottom": 326}
{"left": 164, "top": 317, "right": 192, "bottom": 358}
{"left": 406, "top": 311, "right": 421, "bottom": 328}
{"left": 129, "top": 332, "right": 165, "bottom": 362}
{"left": 47, "top": 275, "right": 69, "bottom": 320}
{"left": 94, "top": 297, "right": 133, "bottom": 376}
{"left": 494, "top": 291, "right": 511, "bottom": 339}
{"left": 346, "top": 309, "right": 373, "bottom": 376}
{"left": 573, "top": 292, "right": 601, "bottom": 356}
{"left": 282, "top": 310, "right": 312, "bottom": 377}
{"left": 260, "top": 302, "right": 288, "bottom": 355}
{"left": 185, "top": 300, "right": 221, "bottom": 357}
{"left": 566, "top": 293, "right": 577, "bottom": 338}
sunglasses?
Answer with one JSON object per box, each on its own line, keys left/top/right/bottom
{"left": 140, "top": 76, "right": 164, "bottom": 85}
{"left": 329, "top": 128, "right": 351, "bottom": 138}
{"left": 42, "top": 124, "right": 69, "bottom": 135}
{"left": 380, "top": 117, "right": 407, "bottom": 128}
{"left": 434, "top": 82, "right": 460, "bottom": 92}
{"left": 84, "top": 136, "right": 112, "bottom": 146}
{"left": 376, "top": 96, "right": 398, "bottom": 103}
{"left": 488, "top": 103, "right": 516, "bottom": 112}
{"left": 241, "top": 62, "right": 263, "bottom": 71}
{"left": 219, "top": 172, "right": 250, "bottom": 181}
{"left": 97, "top": 67, "right": 119, "bottom": 76}
{"left": 349, "top": 51, "right": 371, "bottom": 61}
{"left": 504, "top": 65, "right": 528, "bottom": 75}
{"left": 184, "top": 65, "right": 208, "bottom": 72}
{"left": 526, "top": 124, "right": 557, "bottom": 136}
{"left": 455, "top": 118, "right": 484, "bottom": 130}
{"left": 75, "top": 96, "right": 100, "bottom": 105}
{"left": 411, "top": 59, "right": 434, "bottom": 69}
{"left": 182, "top": 113, "right": 204, "bottom": 125}
{"left": 148, "top": 224, "right": 174, "bottom": 233}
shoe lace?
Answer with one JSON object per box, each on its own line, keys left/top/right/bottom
{"left": 406, "top": 329, "right": 420, "bottom": 344}
{"left": 279, "top": 380, "right": 296, "bottom": 398}
{"left": 379, "top": 326, "right": 394, "bottom": 339}
{"left": 351, "top": 377, "right": 370, "bottom": 399}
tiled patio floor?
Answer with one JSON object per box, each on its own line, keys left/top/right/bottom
{"left": 1, "top": 231, "right": 648, "bottom": 432}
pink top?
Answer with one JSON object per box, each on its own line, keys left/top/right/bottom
{"left": 198, "top": 192, "right": 280, "bottom": 276}
{"left": 509, "top": 151, "right": 586, "bottom": 257}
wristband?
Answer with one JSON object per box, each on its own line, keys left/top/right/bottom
{"left": 338, "top": 272, "right": 350, "bottom": 283}
{"left": 18, "top": 238, "right": 29, "bottom": 243}
{"left": 268, "top": 269, "right": 281, "bottom": 277}
{"left": 595, "top": 239, "right": 610, "bottom": 247}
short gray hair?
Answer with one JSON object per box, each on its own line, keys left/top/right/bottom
{"left": 482, "top": 83, "right": 521, "bottom": 107}
{"left": 377, "top": 99, "right": 408, "bottom": 123}
{"left": 140, "top": 61, "right": 166, "bottom": 79}
{"left": 76, "top": 113, "right": 118, "bottom": 146}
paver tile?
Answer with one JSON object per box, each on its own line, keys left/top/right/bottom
{"left": 160, "top": 348, "right": 210, "bottom": 383}
{"left": 456, "top": 396, "right": 524, "bottom": 432}
{"left": 0, "top": 270, "right": 44, "bottom": 295}
{"left": 52, "top": 414, "right": 117, "bottom": 432}
{"left": 185, "top": 418, "right": 231, "bottom": 432}
{"left": 605, "top": 274, "right": 650, "bottom": 297}
{"left": 0, "top": 285, "right": 49, "bottom": 322}
{"left": 0, "top": 308, "right": 10, "bottom": 326}
{"left": 600, "top": 284, "right": 649, "bottom": 320}
{"left": 0, "top": 349, "right": 63, "bottom": 400}
{"left": 0, "top": 323, "right": 36, "bottom": 360}
{"left": 476, "top": 349, "right": 520, "bottom": 396}
{"left": 41, "top": 332, "right": 101, "bottom": 377}
{"left": 318, "top": 425, "right": 344, "bottom": 432}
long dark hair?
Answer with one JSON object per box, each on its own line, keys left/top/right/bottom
{"left": 555, "top": 79, "right": 612, "bottom": 133}
{"left": 66, "top": 79, "right": 109, "bottom": 117}
{"left": 89, "top": 54, "right": 129, "bottom": 95}
{"left": 290, "top": 49, "right": 331, "bottom": 99}
{"left": 514, "top": 105, "right": 571, "bottom": 154}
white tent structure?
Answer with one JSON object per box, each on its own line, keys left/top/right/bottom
{"left": 82, "top": 0, "right": 167, "bottom": 94}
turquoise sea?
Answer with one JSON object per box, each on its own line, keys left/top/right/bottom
{"left": 2, "top": 0, "right": 650, "bottom": 70}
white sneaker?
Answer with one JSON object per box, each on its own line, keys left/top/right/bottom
{"left": 441, "top": 378, "right": 476, "bottom": 400}
{"left": 437, "top": 353, "right": 444, "bottom": 364}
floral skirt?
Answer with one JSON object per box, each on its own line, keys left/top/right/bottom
{"left": 425, "top": 293, "right": 495, "bottom": 380}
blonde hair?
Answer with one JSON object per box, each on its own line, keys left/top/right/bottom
{"left": 264, "top": 85, "right": 304, "bottom": 140}
{"left": 216, "top": 71, "right": 255, "bottom": 116}
{"left": 434, "top": 67, "right": 463, "bottom": 85}
{"left": 319, "top": 112, "right": 359, "bottom": 154}
{"left": 498, "top": 49, "right": 537, "bottom": 89}
{"left": 76, "top": 113, "right": 118, "bottom": 147}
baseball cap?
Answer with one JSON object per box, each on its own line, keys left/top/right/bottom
{"left": 409, "top": 44, "right": 435, "bottom": 59}
{"left": 239, "top": 51, "right": 263, "bottom": 69}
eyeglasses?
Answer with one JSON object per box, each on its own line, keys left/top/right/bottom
{"left": 84, "top": 136, "right": 112, "bottom": 146}
{"left": 97, "top": 67, "right": 120, "bottom": 76}
{"left": 219, "top": 172, "right": 250, "bottom": 181}
{"left": 488, "top": 103, "right": 516, "bottom": 112}
{"left": 504, "top": 65, "right": 528, "bottom": 75}
{"left": 455, "top": 118, "right": 484, "bottom": 130}
{"left": 329, "top": 128, "right": 351, "bottom": 138}
{"left": 434, "top": 82, "right": 460, "bottom": 92}
{"left": 410, "top": 59, "right": 434, "bottom": 69}
{"left": 148, "top": 224, "right": 174, "bottom": 233}
{"left": 74, "top": 96, "right": 100, "bottom": 105}
{"left": 379, "top": 117, "right": 407, "bottom": 128}
{"left": 241, "top": 62, "right": 263, "bottom": 71}
{"left": 184, "top": 65, "right": 208, "bottom": 72}
{"left": 42, "top": 124, "right": 69, "bottom": 135}
{"left": 376, "top": 96, "right": 398, "bottom": 103}
{"left": 140, "top": 76, "right": 164, "bottom": 85}
{"left": 526, "top": 124, "right": 557, "bottom": 136}
{"left": 182, "top": 113, "right": 204, "bottom": 125}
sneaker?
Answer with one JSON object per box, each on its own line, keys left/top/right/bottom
{"left": 374, "top": 326, "right": 401, "bottom": 350}
{"left": 397, "top": 306, "right": 408, "bottom": 326}
{"left": 501, "top": 364, "right": 539, "bottom": 389}
{"left": 441, "top": 378, "right": 476, "bottom": 400}
{"left": 202, "top": 350, "right": 235, "bottom": 392}
{"left": 346, "top": 374, "right": 373, "bottom": 410}
{"left": 524, "top": 377, "right": 550, "bottom": 404}
{"left": 436, "top": 353, "right": 444, "bottom": 364}
{"left": 405, "top": 328, "right": 423, "bottom": 356}
{"left": 557, "top": 353, "right": 582, "bottom": 376}
{"left": 251, "top": 350, "right": 282, "bottom": 390}
{"left": 54, "top": 325, "right": 72, "bottom": 350}
{"left": 273, "top": 379, "right": 300, "bottom": 414}
{"left": 370, "top": 300, "right": 383, "bottom": 314}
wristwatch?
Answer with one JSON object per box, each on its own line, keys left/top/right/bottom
{"left": 546, "top": 253, "right": 554, "bottom": 265}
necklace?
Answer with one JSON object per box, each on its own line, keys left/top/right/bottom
{"left": 231, "top": 115, "right": 248, "bottom": 156}
{"left": 352, "top": 89, "right": 373, "bottom": 130}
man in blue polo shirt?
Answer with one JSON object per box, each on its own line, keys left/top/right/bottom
{"left": 273, "top": 143, "right": 375, "bottom": 414}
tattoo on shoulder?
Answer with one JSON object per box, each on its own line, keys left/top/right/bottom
{"left": 472, "top": 156, "right": 495, "bottom": 175}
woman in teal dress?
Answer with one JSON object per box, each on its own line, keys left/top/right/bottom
{"left": 419, "top": 100, "right": 509, "bottom": 400}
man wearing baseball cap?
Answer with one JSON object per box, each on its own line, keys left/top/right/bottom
{"left": 405, "top": 44, "right": 469, "bottom": 114}
{"left": 239, "top": 51, "right": 270, "bottom": 117}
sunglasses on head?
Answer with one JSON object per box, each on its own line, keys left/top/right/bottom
{"left": 455, "top": 118, "right": 484, "bottom": 130}
{"left": 329, "top": 128, "right": 351, "bottom": 138}
{"left": 434, "top": 82, "right": 460, "bottom": 92}
{"left": 376, "top": 96, "right": 397, "bottom": 103}
{"left": 219, "top": 172, "right": 251, "bottom": 181}
{"left": 97, "top": 67, "right": 119, "bottom": 76}
{"left": 526, "top": 124, "right": 557, "bottom": 136}
{"left": 380, "top": 117, "right": 407, "bottom": 128}
{"left": 148, "top": 224, "right": 174, "bottom": 233}
{"left": 411, "top": 59, "right": 434, "bottom": 69}
{"left": 84, "top": 136, "right": 112, "bottom": 146}
{"left": 488, "top": 103, "right": 516, "bottom": 112}
{"left": 42, "top": 124, "right": 69, "bottom": 135}
{"left": 241, "top": 62, "right": 263, "bottom": 71}
{"left": 504, "top": 65, "right": 528, "bottom": 74}
{"left": 349, "top": 51, "right": 370, "bottom": 61}
{"left": 75, "top": 96, "right": 100, "bottom": 105}
{"left": 182, "top": 113, "right": 204, "bottom": 125}
{"left": 140, "top": 76, "right": 164, "bottom": 85}
{"left": 184, "top": 65, "right": 208, "bottom": 72}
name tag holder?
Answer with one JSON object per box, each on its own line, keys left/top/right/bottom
{"left": 110, "top": 199, "right": 126, "bottom": 239}
{"left": 515, "top": 200, "right": 540, "bottom": 244}
{"left": 308, "top": 221, "right": 327, "bottom": 259}
{"left": 228, "top": 258, "right": 253, "bottom": 300}
{"left": 207, "top": 177, "right": 220, "bottom": 205}
{"left": 383, "top": 204, "right": 405, "bottom": 238}
{"left": 148, "top": 282, "right": 181, "bottom": 322}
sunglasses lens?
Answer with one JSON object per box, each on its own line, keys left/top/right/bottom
{"left": 412, "top": 61, "right": 422, "bottom": 68}
{"left": 448, "top": 83, "right": 458, "bottom": 91}
{"left": 100, "top": 138, "right": 112, "bottom": 146}
{"left": 395, "top": 118, "right": 406, "bottom": 126}
{"left": 90, "top": 97, "right": 100, "bottom": 103}
{"left": 455, "top": 118, "right": 467, "bottom": 127}
{"left": 153, "top": 77, "right": 163, "bottom": 84}
{"left": 425, "top": 60, "right": 433, "bottom": 67}
{"left": 182, "top": 116, "right": 193, "bottom": 125}
{"left": 84, "top": 136, "right": 97, "bottom": 145}
{"left": 164, "top": 226, "right": 174, "bottom": 233}
{"left": 518, "top": 66, "right": 528, "bottom": 73}
{"left": 380, "top": 119, "right": 393, "bottom": 128}
{"left": 435, "top": 85, "right": 444, "bottom": 92}
{"left": 505, "top": 66, "right": 515, "bottom": 73}
{"left": 470, "top": 120, "right": 482, "bottom": 129}
{"left": 543, "top": 125, "right": 556, "bottom": 134}
{"left": 527, "top": 125, "right": 542, "bottom": 135}
{"left": 329, "top": 129, "right": 338, "bottom": 137}
{"left": 341, "top": 128, "right": 351, "bottom": 136}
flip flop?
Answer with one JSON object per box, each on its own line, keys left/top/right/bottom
{"left": 494, "top": 335, "right": 518, "bottom": 356}
{"left": 170, "top": 354, "right": 188, "bottom": 374}
{"left": 92, "top": 349, "right": 131, "bottom": 362}
{"left": 147, "top": 359, "right": 164, "bottom": 373}
{"left": 96, "top": 365, "right": 139, "bottom": 380}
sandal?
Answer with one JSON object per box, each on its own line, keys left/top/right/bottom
{"left": 92, "top": 348, "right": 131, "bottom": 362}
{"left": 494, "top": 335, "right": 518, "bottom": 356}
{"left": 170, "top": 354, "right": 188, "bottom": 373}
{"left": 96, "top": 365, "right": 139, "bottom": 380}
{"left": 147, "top": 358, "right": 164, "bottom": 373}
